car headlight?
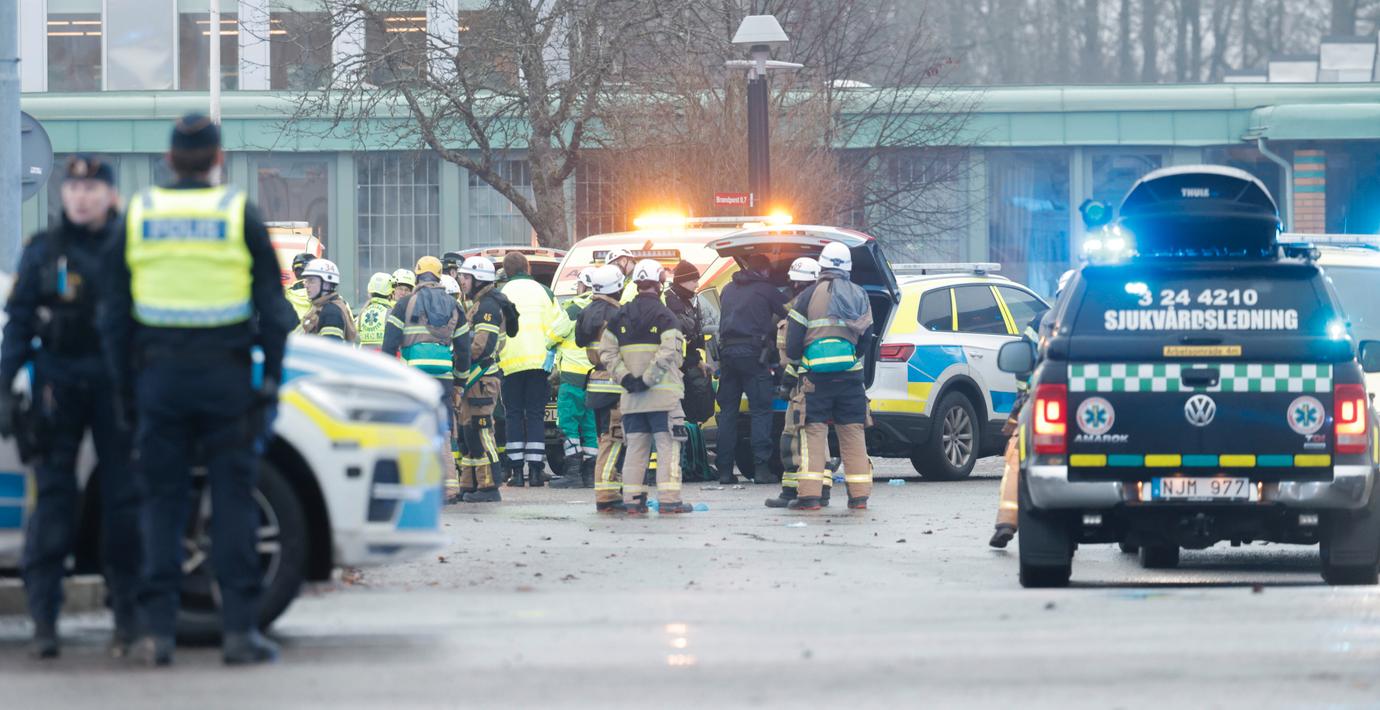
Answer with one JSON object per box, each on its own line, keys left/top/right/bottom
{"left": 298, "top": 380, "right": 429, "bottom": 426}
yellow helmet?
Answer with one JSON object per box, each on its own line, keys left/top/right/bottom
{"left": 415, "top": 255, "right": 443, "bottom": 277}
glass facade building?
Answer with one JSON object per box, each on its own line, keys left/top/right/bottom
{"left": 17, "top": 4, "right": 1380, "bottom": 302}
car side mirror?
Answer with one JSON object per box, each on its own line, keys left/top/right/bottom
{"left": 1360, "top": 340, "right": 1380, "bottom": 374}
{"left": 997, "top": 340, "right": 1036, "bottom": 374}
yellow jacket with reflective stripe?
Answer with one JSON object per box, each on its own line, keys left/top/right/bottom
{"left": 498, "top": 275, "right": 557, "bottom": 374}
{"left": 126, "top": 186, "right": 252, "bottom": 328}
{"left": 547, "top": 292, "right": 593, "bottom": 379}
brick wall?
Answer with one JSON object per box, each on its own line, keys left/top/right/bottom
{"left": 1293, "top": 150, "right": 1326, "bottom": 233}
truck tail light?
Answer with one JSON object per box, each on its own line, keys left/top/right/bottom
{"left": 878, "top": 343, "right": 915, "bottom": 362}
{"left": 1032, "top": 383, "right": 1067, "bottom": 455}
{"left": 1335, "top": 383, "right": 1368, "bottom": 454}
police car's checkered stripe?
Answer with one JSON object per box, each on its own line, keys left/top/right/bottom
{"left": 1068, "top": 363, "right": 1332, "bottom": 393}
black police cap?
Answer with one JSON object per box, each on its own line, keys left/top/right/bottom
{"left": 171, "top": 113, "right": 221, "bottom": 151}
{"left": 62, "top": 154, "right": 116, "bottom": 186}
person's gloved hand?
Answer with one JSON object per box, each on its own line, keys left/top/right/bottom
{"left": 0, "top": 390, "right": 15, "bottom": 440}
{"left": 776, "top": 374, "right": 798, "bottom": 401}
{"left": 621, "top": 374, "right": 649, "bottom": 393}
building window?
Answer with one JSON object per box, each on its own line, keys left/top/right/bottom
{"left": 468, "top": 160, "right": 535, "bottom": 247}
{"left": 47, "top": 13, "right": 102, "bottom": 91}
{"left": 255, "top": 155, "right": 332, "bottom": 253}
{"left": 873, "top": 151, "right": 966, "bottom": 261}
{"left": 1090, "top": 152, "right": 1163, "bottom": 211}
{"left": 269, "top": 11, "right": 332, "bottom": 90}
{"left": 357, "top": 152, "right": 440, "bottom": 299}
{"left": 365, "top": 7, "right": 427, "bottom": 86}
{"left": 575, "top": 161, "right": 626, "bottom": 239}
{"left": 179, "top": 6, "right": 239, "bottom": 90}
{"left": 987, "top": 150, "right": 1070, "bottom": 297}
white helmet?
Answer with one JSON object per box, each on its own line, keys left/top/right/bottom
{"left": 788, "top": 257, "right": 821, "bottom": 282}
{"left": 590, "top": 264, "right": 625, "bottom": 295}
{"left": 577, "top": 267, "right": 597, "bottom": 290}
{"left": 818, "top": 242, "right": 852, "bottom": 272}
{"left": 439, "top": 274, "right": 461, "bottom": 295}
{"left": 631, "top": 259, "right": 665, "bottom": 284}
{"left": 302, "top": 258, "right": 341, "bottom": 284}
{"left": 604, "top": 247, "right": 634, "bottom": 265}
{"left": 367, "top": 271, "right": 393, "bottom": 296}
{"left": 459, "top": 255, "right": 497, "bottom": 282}
{"left": 391, "top": 268, "right": 416, "bottom": 289}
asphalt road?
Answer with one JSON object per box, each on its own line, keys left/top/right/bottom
{"left": 4, "top": 457, "right": 1380, "bottom": 709}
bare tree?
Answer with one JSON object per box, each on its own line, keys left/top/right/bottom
{"left": 1080, "top": 0, "right": 1103, "bottom": 82}
{"left": 1118, "top": 0, "right": 1136, "bottom": 81}
{"left": 1332, "top": 0, "right": 1359, "bottom": 34}
{"left": 286, "top": 0, "right": 662, "bottom": 248}
{"left": 593, "top": 0, "right": 978, "bottom": 260}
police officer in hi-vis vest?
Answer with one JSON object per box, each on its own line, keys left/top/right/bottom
{"left": 782, "top": 241, "right": 876, "bottom": 511}
{"left": 101, "top": 114, "right": 296, "bottom": 666}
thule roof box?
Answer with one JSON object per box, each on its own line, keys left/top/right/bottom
{"left": 1118, "top": 165, "right": 1280, "bottom": 260}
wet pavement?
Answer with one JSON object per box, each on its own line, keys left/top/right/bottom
{"left": 4, "top": 457, "right": 1380, "bottom": 708}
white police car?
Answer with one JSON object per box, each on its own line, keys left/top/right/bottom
{"left": 0, "top": 334, "right": 449, "bottom": 638}
{"left": 869, "top": 265, "right": 1048, "bottom": 479}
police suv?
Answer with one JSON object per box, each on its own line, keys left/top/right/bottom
{"left": 1002, "top": 166, "right": 1380, "bottom": 588}
{"left": 1, "top": 334, "right": 450, "bottom": 637}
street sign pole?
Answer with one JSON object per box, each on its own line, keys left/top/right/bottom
{"left": 0, "top": 0, "right": 21, "bottom": 269}
{"left": 210, "top": 0, "right": 222, "bottom": 125}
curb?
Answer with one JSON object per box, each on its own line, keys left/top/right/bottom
{"left": 0, "top": 576, "right": 106, "bottom": 617}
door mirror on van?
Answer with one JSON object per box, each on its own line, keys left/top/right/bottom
{"left": 997, "top": 340, "right": 1037, "bottom": 375}
{"left": 1360, "top": 340, "right": 1380, "bottom": 374}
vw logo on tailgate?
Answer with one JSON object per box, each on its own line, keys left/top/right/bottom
{"left": 1184, "top": 394, "right": 1217, "bottom": 427}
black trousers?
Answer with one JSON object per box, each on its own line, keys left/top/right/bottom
{"left": 502, "top": 369, "right": 549, "bottom": 472}
{"left": 714, "top": 352, "right": 775, "bottom": 477}
{"left": 134, "top": 362, "right": 261, "bottom": 636}
{"left": 22, "top": 364, "right": 139, "bottom": 629}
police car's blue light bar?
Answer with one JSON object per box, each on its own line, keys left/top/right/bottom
{"left": 890, "top": 262, "right": 1001, "bottom": 275}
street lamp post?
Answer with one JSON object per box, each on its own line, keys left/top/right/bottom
{"left": 727, "top": 15, "right": 801, "bottom": 211}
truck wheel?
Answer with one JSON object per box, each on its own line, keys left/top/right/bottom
{"left": 1138, "top": 544, "right": 1180, "bottom": 569}
{"left": 176, "top": 460, "right": 309, "bottom": 642}
{"left": 915, "top": 393, "right": 979, "bottom": 481}
{"left": 1118, "top": 541, "right": 1139, "bottom": 555}
{"left": 1321, "top": 492, "right": 1380, "bottom": 586}
{"left": 1017, "top": 473, "right": 1072, "bottom": 588}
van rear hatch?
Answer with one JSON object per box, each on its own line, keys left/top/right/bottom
{"left": 1061, "top": 262, "right": 1350, "bottom": 483}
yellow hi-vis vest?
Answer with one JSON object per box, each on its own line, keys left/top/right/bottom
{"left": 547, "top": 293, "right": 593, "bottom": 377}
{"left": 498, "top": 276, "right": 557, "bottom": 375}
{"left": 126, "top": 186, "right": 252, "bottom": 328}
